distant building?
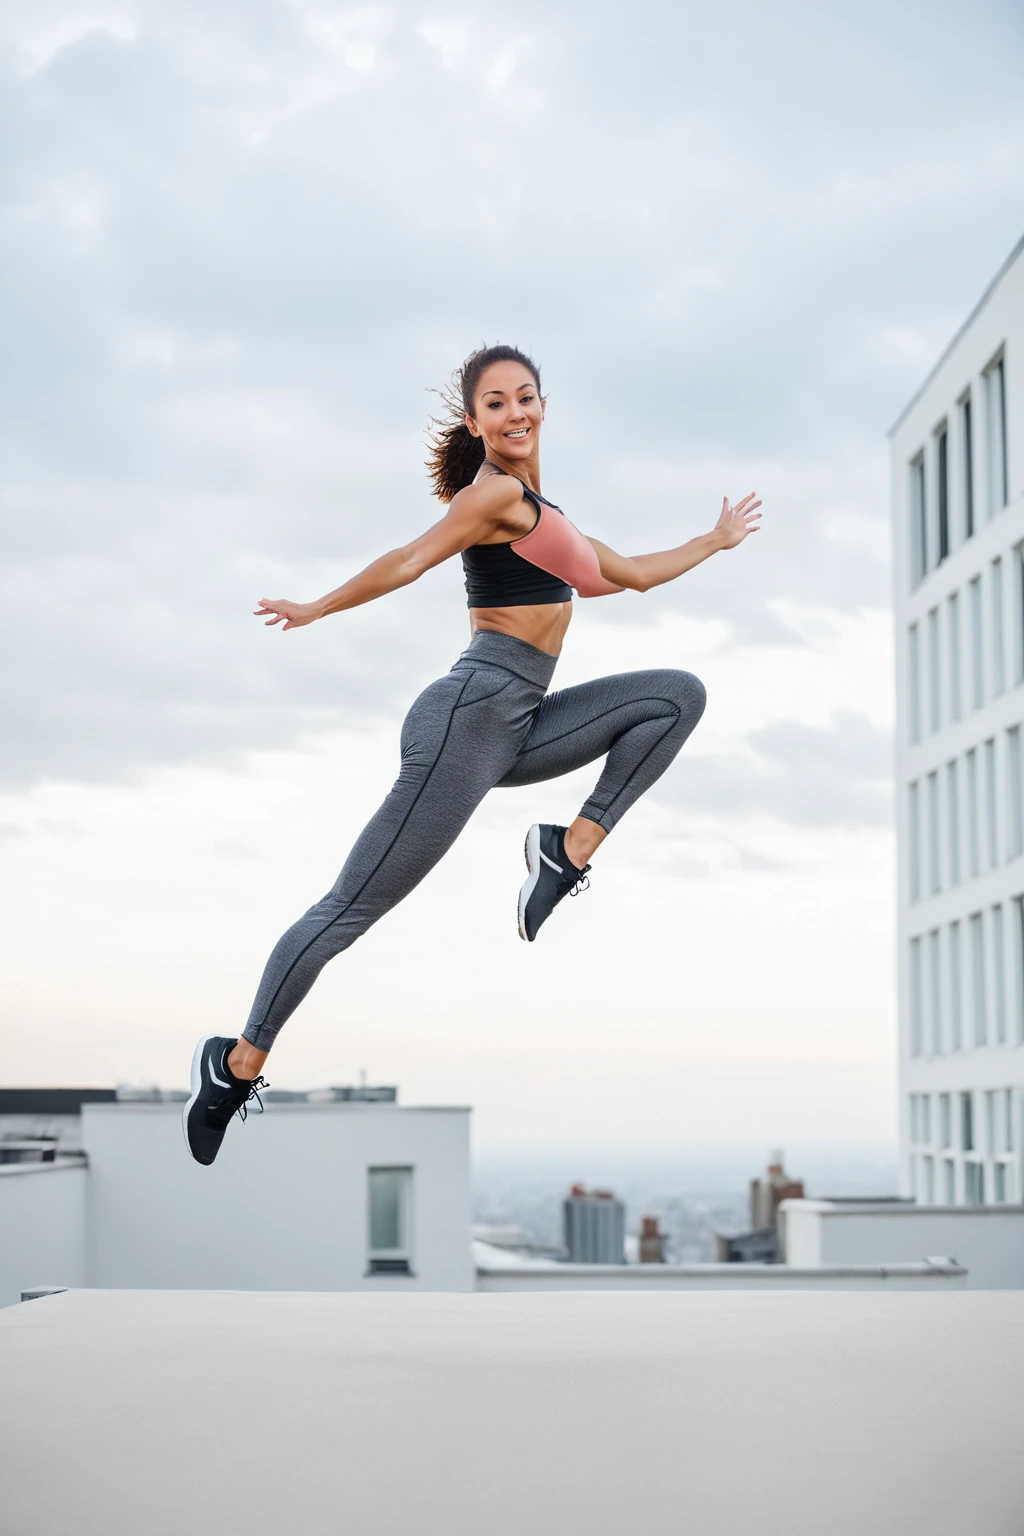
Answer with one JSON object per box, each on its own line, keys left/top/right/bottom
{"left": 891, "top": 234, "right": 1024, "bottom": 1206}
{"left": 715, "top": 1150, "right": 805, "bottom": 1263}
{"left": 638, "top": 1216, "right": 666, "bottom": 1263}
{"left": 563, "top": 1184, "right": 625, "bottom": 1264}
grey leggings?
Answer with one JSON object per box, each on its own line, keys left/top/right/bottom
{"left": 243, "top": 630, "right": 706, "bottom": 1050}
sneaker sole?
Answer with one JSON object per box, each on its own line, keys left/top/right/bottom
{"left": 181, "top": 1034, "right": 218, "bottom": 1162}
{"left": 517, "top": 824, "right": 542, "bottom": 942}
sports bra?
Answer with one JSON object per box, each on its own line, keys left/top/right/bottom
{"left": 461, "top": 466, "right": 624, "bottom": 608}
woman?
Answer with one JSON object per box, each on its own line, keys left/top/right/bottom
{"left": 183, "top": 344, "right": 761, "bottom": 1164}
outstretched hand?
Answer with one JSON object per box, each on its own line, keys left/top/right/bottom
{"left": 716, "top": 493, "right": 762, "bottom": 549}
{"left": 253, "top": 597, "right": 319, "bottom": 630}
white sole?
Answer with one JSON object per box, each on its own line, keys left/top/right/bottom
{"left": 181, "top": 1034, "right": 218, "bottom": 1160}
{"left": 518, "top": 824, "right": 542, "bottom": 942}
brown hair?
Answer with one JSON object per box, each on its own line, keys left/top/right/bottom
{"left": 426, "top": 344, "right": 542, "bottom": 503}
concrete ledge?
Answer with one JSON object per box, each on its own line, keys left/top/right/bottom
{"left": 2, "top": 1288, "right": 1021, "bottom": 1535}
{"left": 476, "top": 1260, "right": 967, "bottom": 1290}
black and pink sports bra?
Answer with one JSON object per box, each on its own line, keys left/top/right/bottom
{"left": 461, "top": 466, "right": 623, "bottom": 608}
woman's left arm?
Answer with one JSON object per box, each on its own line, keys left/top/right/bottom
{"left": 586, "top": 493, "right": 761, "bottom": 594}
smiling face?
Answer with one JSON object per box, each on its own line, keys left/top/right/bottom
{"left": 465, "top": 359, "right": 545, "bottom": 466}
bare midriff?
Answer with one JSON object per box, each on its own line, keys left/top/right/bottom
{"left": 470, "top": 601, "right": 573, "bottom": 658}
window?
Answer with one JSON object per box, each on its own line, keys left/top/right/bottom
{"left": 947, "top": 593, "right": 962, "bottom": 721}
{"left": 1014, "top": 544, "right": 1024, "bottom": 684}
{"left": 908, "top": 780, "right": 921, "bottom": 900}
{"left": 966, "top": 749, "right": 980, "bottom": 877}
{"left": 908, "top": 623, "right": 921, "bottom": 743}
{"left": 946, "top": 760, "right": 961, "bottom": 884}
{"left": 1007, "top": 728, "right": 1023, "bottom": 859}
{"left": 367, "top": 1166, "right": 413, "bottom": 1275}
{"left": 943, "top": 1158, "right": 956, "bottom": 1203}
{"left": 940, "top": 1092, "right": 952, "bottom": 1148}
{"left": 928, "top": 929, "right": 941, "bottom": 1053}
{"left": 1015, "top": 898, "right": 1024, "bottom": 1046}
{"left": 984, "top": 738, "right": 998, "bottom": 870}
{"left": 961, "top": 1090, "right": 974, "bottom": 1151}
{"left": 948, "top": 922, "right": 963, "bottom": 1050}
{"left": 984, "top": 1090, "right": 996, "bottom": 1155}
{"left": 927, "top": 771, "right": 941, "bottom": 893}
{"left": 993, "top": 903, "right": 1007, "bottom": 1045}
{"left": 969, "top": 576, "right": 984, "bottom": 708}
{"left": 965, "top": 1160, "right": 984, "bottom": 1205}
{"left": 991, "top": 558, "right": 1005, "bottom": 695}
{"left": 920, "top": 1094, "right": 932, "bottom": 1143}
{"left": 984, "top": 354, "right": 1008, "bottom": 517}
{"left": 909, "top": 936, "right": 923, "bottom": 1057}
{"left": 922, "top": 1155, "right": 935, "bottom": 1203}
{"left": 994, "top": 1163, "right": 1007, "bottom": 1202}
{"left": 909, "top": 1093, "right": 919, "bottom": 1142}
{"left": 1006, "top": 1088, "right": 1016, "bottom": 1152}
{"left": 970, "top": 911, "right": 987, "bottom": 1045}
{"left": 960, "top": 392, "right": 975, "bottom": 539}
{"left": 928, "top": 607, "right": 941, "bottom": 730}
{"left": 910, "top": 453, "right": 927, "bottom": 584}
{"left": 936, "top": 423, "right": 949, "bottom": 562}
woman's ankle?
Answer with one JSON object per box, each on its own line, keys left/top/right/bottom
{"left": 563, "top": 817, "right": 607, "bottom": 871}
{"left": 227, "top": 1040, "right": 269, "bottom": 1081}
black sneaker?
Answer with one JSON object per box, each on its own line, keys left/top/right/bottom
{"left": 182, "top": 1035, "right": 267, "bottom": 1166}
{"left": 518, "top": 823, "right": 591, "bottom": 942}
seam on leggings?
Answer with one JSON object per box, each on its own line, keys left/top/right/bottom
{"left": 452, "top": 676, "right": 517, "bottom": 710}
{"left": 250, "top": 671, "right": 472, "bottom": 1037}
{"left": 595, "top": 707, "right": 681, "bottom": 822}
{"left": 516, "top": 694, "right": 683, "bottom": 758}
{"left": 455, "top": 662, "right": 552, "bottom": 689}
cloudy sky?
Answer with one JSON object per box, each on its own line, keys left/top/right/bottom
{"left": 2, "top": 0, "right": 1023, "bottom": 1144}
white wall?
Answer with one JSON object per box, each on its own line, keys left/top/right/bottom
{"left": 0, "top": 1164, "right": 86, "bottom": 1307}
{"left": 782, "top": 1199, "right": 1024, "bottom": 1287}
{"left": 83, "top": 1102, "right": 473, "bottom": 1292}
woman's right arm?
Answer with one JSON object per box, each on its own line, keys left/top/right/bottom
{"left": 255, "top": 477, "right": 523, "bottom": 630}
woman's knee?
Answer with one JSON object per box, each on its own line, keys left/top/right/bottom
{"left": 655, "top": 668, "right": 707, "bottom": 722}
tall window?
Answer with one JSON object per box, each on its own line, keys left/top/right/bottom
{"left": 910, "top": 452, "right": 927, "bottom": 584}
{"left": 940, "top": 1091, "right": 952, "bottom": 1148}
{"left": 965, "top": 1161, "right": 984, "bottom": 1205}
{"left": 1005, "top": 1088, "right": 1016, "bottom": 1152}
{"left": 961, "top": 1090, "right": 975, "bottom": 1151}
{"left": 947, "top": 592, "right": 962, "bottom": 721}
{"left": 966, "top": 749, "right": 980, "bottom": 877}
{"left": 927, "top": 607, "right": 941, "bottom": 730}
{"left": 969, "top": 576, "right": 984, "bottom": 708}
{"left": 367, "top": 1166, "right": 413, "bottom": 1275}
{"left": 960, "top": 391, "right": 975, "bottom": 539}
{"left": 991, "top": 557, "right": 1005, "bottom": 695}
{"left": 944, "top": 1159, "right": 956, "bottom": 1203}
{"left": 949, "top": 920, "right": 963, "bottom": 1050}
{"left": 921, "top": 1094, "right": 932, "bottom": 1143}
{"left": 946, "top": 760, "right": 961, "bottom": 884}
{"left": 936, "top": 422, "right": 949, "bottom": 562}
{"left": 928, "top": 929, "right": 941, "bottom": 1054}
{"left": 908, "top": 622, "right": 921, "bottom": 743}
{"left": 1007, "top": 727, "right": 1022, "bottom": 859}
{"left": 984, "top": 354, "right": 1008, "bottom": 517}
{"left": 1014, "top": 544, "right": 1024, "bottom": 684}
{"left": 970, "top": 912, "right": 987, "bottom": 1045}
{"left": 927, "top": 770, "right": 941, "bottom": 892}
{"left": 909, "top": 936, "right": 923, "bottom": 1056}
{"left": 908, "top": 780, "right": 921, "bottom": 900}
{"left": 1015, "top": 897, "right": 1024, "bottom": 1045}
{"left": 993, "top": 903, "right": 1007, "bottom": 1045}
{"left": 984, "top": 737, "right": 998, "bottom": 870}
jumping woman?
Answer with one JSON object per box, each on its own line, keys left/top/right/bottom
{"left": 184, "top": 344, "right": 761, "bottom": 1164}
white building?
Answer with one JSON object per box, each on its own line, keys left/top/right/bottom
{"left": 891, "top": 233, "right": 1024, "bottom": 1206}
{"left": 0, "top": 1098, "right": 474, "bottom": 1305}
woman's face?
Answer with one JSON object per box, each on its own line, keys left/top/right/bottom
{"left": 466, "top": 360, "right": 544, "bottom": 462}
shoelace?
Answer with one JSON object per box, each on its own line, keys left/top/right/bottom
{"left": 568, "top": 864, "right": 591, "bottom": 897}
{"left": 235, "top": 1075, "right": 268, "bottom": 1123}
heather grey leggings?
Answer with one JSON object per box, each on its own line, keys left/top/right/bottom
{"left": 243, "top": 630, "right": 706, "bottom": 1050}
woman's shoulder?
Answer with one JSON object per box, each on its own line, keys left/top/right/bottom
{"left": 451, "top": 470, "right": 524, "bottom": 516}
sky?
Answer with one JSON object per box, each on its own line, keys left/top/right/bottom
{"left": 2, "top": 0, "right": 1023, "bottom": 1145}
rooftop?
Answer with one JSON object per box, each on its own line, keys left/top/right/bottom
{"left": 2, "top": 1288, "right": 1021, "bottom": 1534}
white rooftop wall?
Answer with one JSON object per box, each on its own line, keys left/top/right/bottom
{"left": 782, "top": 1198, "right": 1024, "bottom": 1286}
{"left": 0, "top": 1163, "right": 86, "bottom": 1307}
{"left": 82, "top": 1102, "right": 473, "bottom": 1292}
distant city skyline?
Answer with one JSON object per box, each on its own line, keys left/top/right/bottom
{"left": 2, "top": 2, "right": 1023, "bottom": 1142}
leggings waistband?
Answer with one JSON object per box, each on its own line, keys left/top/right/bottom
{"left": 455, "top": 629, "right": 559, "bottom": 690}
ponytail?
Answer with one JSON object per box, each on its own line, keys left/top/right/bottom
{"left": 426, "top": 343, "right": 542, "bottom": 503}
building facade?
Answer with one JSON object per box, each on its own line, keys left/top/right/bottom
{"left": 891, "top": 235, "right": 1024, "bottom": 1205}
